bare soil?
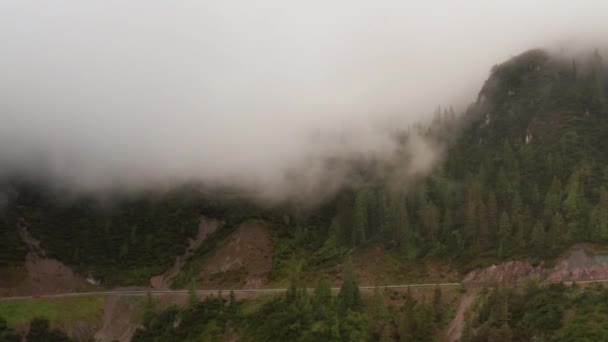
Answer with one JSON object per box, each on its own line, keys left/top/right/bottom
{"left": 318, "top": 245, "right": 458, "bottom": 287}
{"left": 0, "top": 225, "right": 91, "bottom": 297}
{"left": 60, "top": 318, "right": 102, "bottom": 342}
{"left": 196, "top": 221, "right": 272, "bottom": 289}
{"left": 463, "top": 245, "right": 608, "bottom": 285}
{"left": 445, "top": 289, "right": 478, "bottom": 342}
{"left": 150, "top": 216, "right": 219, "bottom": 289}
{"left": 94, "top": 294, "right": 143, "bottom": 342}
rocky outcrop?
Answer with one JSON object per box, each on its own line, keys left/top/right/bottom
{"left": 463, "top": 245, "right": 608, "bottom": 285}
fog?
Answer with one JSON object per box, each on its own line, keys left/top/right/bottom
{"left": 1, "top": 1, "right": 607, "bottom": 201}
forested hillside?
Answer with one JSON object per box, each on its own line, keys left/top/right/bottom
{"left": 1, "top": 48, "right": 608, "bottom": 341}
{"left": 468, "top": 282, "right": 608, "bottom": 341}
{"left": 0, "top": 48, "right": 607, "bottom": 286}
{"left": 325, "top": 49, "right": 608, "bottom": 269}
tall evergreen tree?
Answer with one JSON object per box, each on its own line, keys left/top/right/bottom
{"left": 188, "top": 278, "right": 199, "bottom": 309}
{"left": 433, "top": 284, "right": 443, "bottom": 324}
{"left": 498, "top": 212, "right": 512, "bottom": 258}
{"left": 314, "top": 275, "right": 332, "bottom": 307}
{"left": 531, "top": 221, "right": 546, "bottom": 251}
{"left": 337, "top": 258, "right": 364, "bottom": 314}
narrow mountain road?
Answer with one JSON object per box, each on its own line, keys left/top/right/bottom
{"left": 0, "top": 283, "right": 462, "bottom": 301}
{"left": 4, "top": 277, "right": 608, "bottom": 301}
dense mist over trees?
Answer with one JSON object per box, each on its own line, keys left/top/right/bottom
{"left": 1, "top": 1, "right": 608, "bottom": 201}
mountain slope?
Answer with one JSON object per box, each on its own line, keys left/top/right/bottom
{"left": 0, "top": 48, "right": 607, "bottom": 287}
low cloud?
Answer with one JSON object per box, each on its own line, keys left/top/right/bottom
{"left": 0, "top": 1, "right": 607, "bottom": 201}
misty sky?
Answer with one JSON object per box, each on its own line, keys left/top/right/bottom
{"left": 1, "top": 1, "right": 607, "bottom": 197}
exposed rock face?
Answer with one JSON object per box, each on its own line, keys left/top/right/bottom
{"left": 463, "top": 245, "right": 608, "bottom": 285}
{"left": 545, "top": 247, "right": 608, "bottom": 282}
{"left": 463, "top": 261, "right": 538, "bottom": 285}
{"left": 150, "top": 216, "right": 219, "bottom": 289}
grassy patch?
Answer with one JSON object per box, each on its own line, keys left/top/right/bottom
{"left": 0, "top": 296, "right": 104, "bottom": 327}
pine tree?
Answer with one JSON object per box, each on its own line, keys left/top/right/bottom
{"left": 337, "top": 258, "right": 364, "bottom": 314}
{"left": 142, "top": 291, "right": 157, "bottom": 324}
{"left": 531, "top": 184, "right": 541, "bottom": 208}
{"left": 498, "top": 212, "right": 512, "bottom": 258}
{"left": 433, "top": 284, "right": 443, "bottom": 324}
{"left": 464, "top": 187, "right": 478, "bottom": 251}
{"left": 188, "top": 278, "right": 198, "bottom": 309}
{"left": 27, "top": 318, "right": 73, "bottom": 342}
{"left": 393, "top": 196, "right": 410, "bottom": 253}
{"left": 0, "top": 316, "right": 19, "bottom": 342}
{"left": 596, "top": 188, "right": 608, "bottom": 240}
{"left": 543, "top": 176, "right": 563, "bottom": 221}
{"left": 314, "top": 275, "right": 332, "bottom": 307}
{"left": 441, "top": 207, "right": 453, "bottom": 242}
{"left": 335, "top": 193, "right": 355, "bottom": 247}
{"left": 287, "top": 258, "right": 302, "bottom": 302}
{"left": 477, "top": 197, "right": 490, "bottom": 251}
{"left": 425, "top": 200, "right": 440, "bottom": 239}
{"left": 564, "top": 170, "right": 581, "bottom": 220}
{"left": 591, "top": 49, "right": 606, "bottom": 113}
{"left": 353, "top": 187, "right": 372, "bottom": 246}
{"left": 226, "top": 289, "right": 238, "bottom": 318}
{"left": 531, "top": 221, "right": 546, "bottom": 251}
{"left": 497, "top": 168, "right": 512, "bottom": 203}
{"left": 488, "top": 191, "right": 498, "bottom": 227}
{"left": 551, "top": 212, "right": 566, "bottom": 247}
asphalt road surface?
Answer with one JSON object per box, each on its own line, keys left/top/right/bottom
{"left": 0, "top": 283, "right": 462, "bottom": 301}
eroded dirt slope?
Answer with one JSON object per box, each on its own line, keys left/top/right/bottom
{"left": 464, "top": 245, "right": 608, "bottom": 285}
{"left": 445, "top": 289, "right": 478, "bottom": 342}
{"left": 94, "top": 293, "right": 143, "bottom": 342}
{"left": 196, "top": 221, "right": 272, "bottom": 289}
{"left": 0, "top": 224, "right": 92, "bottom": 296}
{"left": 150, "top": 216, "right": 219, "bottom": 289}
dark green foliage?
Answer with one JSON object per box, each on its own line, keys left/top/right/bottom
{"left": 133, "top": 296, "right": 230, "bottom": 342}
{"left": 230, "top": 50, "right": 604, "bottom": 274}
{"left": 0, "top": 206, "right": 26, "bottom": 268}
{"left": 142, "top": 291, "right": 158, "bottom": 324}
{"left": 249, "top": 261, "right": 368, "bottom": 341}
{"left": 135, "top": 266, "right": 370, "bottom": 341}
{"left": 0, "top": 316, "right": 19, "bottom": 342}
{"left": 337, "top": 259, "right": 364, "bottom": 314}
{"left": 471, "top": 283, "right": 608, "bottom": 341}
{"left": 397, "top": 289, "right": 436, "bottom": 341}
{"left": 188, "top": 278, "right": 199, "bottom": 309}
{"left": 320, "top": 49, "right": 608, "bottom": 267}
{"left": 27, "top": 318, "right": 73, "bottom": 342}
{"left": 433, "top": 284, "right": 443, "bottom": 324}
{"left": 0, "top": 48, "right": 606, "bottom": 290}
{"left": 3, "top": 181, "right": 295, "bottom": 286}
{"left": 12, "top": 185, "right": 206, "bottom": 285}
{"left": 313, "top": 275, "right": 332, "bottom": 307}
{"left": 553, "top": 285, "right": 608, "bottom": 341}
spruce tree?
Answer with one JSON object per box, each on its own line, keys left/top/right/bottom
{"left": 188, "top": 278, "right": 199, "bottom": 309}
{"left": 498, "top": 212, "right": 511, "bottom": 258}
{"left": 337, "top": 258, "right": 364, "bottom": 314}
{"left": 433, "top": 284, "right": 443, "bottom": 324}
{"left": 314, "top": 275, "right": 332, "bottom": 307}
{"left": 531, "top": 221, "right": 546, "bottom": 250}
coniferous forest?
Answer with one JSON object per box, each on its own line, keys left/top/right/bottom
{"left": 1, "top": 48, "right": 608, "bottom": 341}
